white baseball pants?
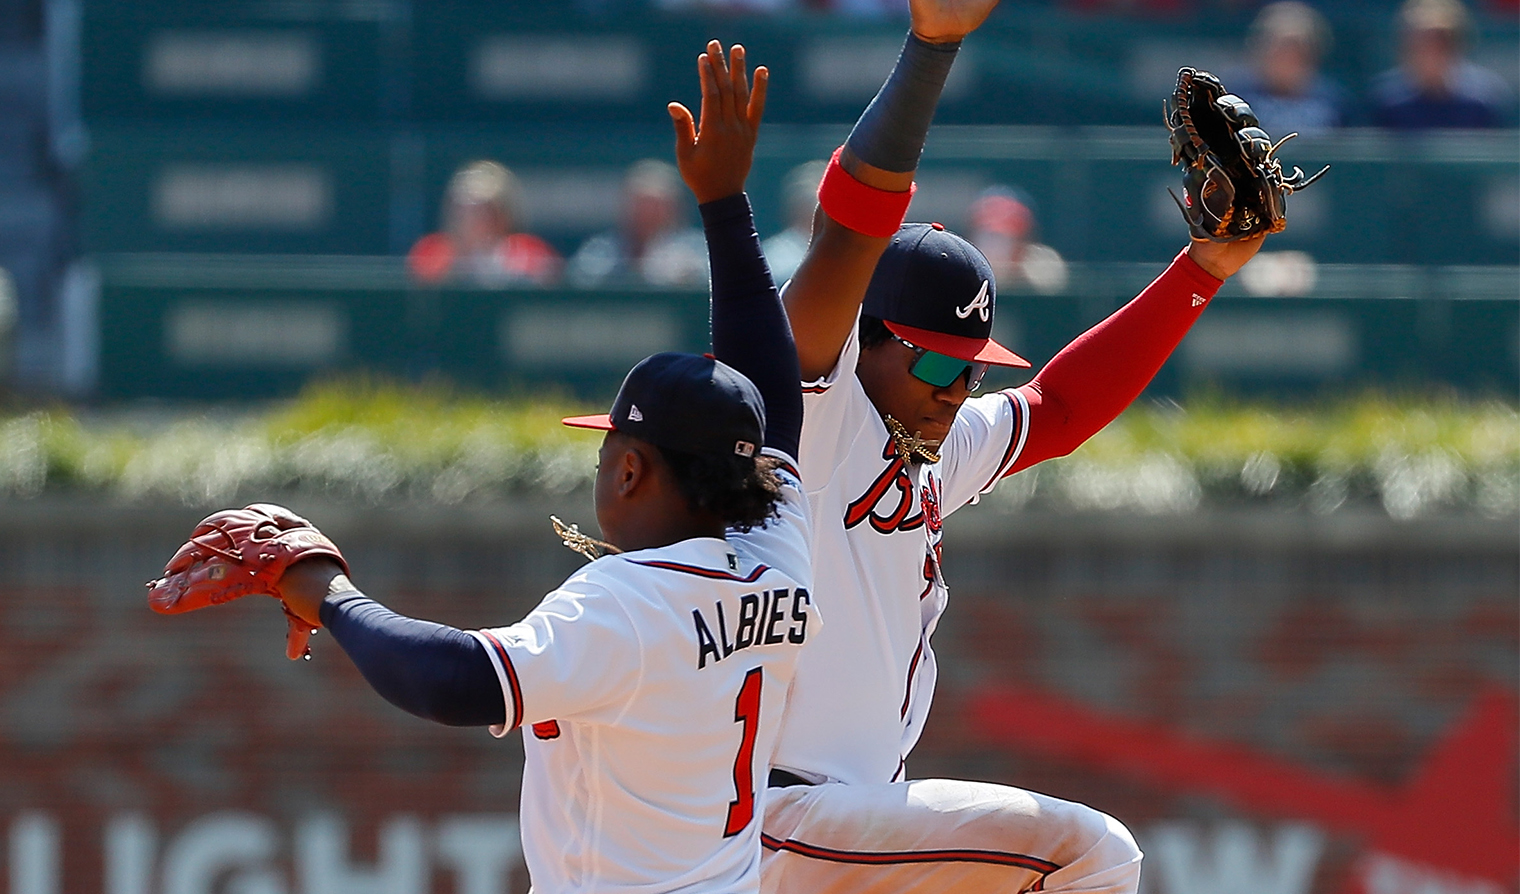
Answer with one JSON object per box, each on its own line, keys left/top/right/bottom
{"left": 759, "top": 777, "right": 1141, "bottom": 894}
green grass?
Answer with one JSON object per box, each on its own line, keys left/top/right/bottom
{"left": 0, "top": 382, "right": 1515, "bottom": 517}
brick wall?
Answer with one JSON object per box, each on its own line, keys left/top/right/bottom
{"left": 0, "top": 499, "right": 1513, "bottom": 894}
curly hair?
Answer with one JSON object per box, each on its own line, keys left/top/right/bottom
{"left": 657, "top": 447, "right": 785, "bottom": 533}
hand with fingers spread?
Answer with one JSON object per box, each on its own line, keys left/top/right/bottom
{"left": 669, "top": 41, "right": 768, "bottom": 206}
{"left": 909, "top": 0, "right": 1002, "bottom": 43}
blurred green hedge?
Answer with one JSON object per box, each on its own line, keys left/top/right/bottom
{"left": 1, "top": 382, "right": 1515, "bottom": 518}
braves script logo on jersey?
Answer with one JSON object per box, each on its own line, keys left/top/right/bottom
{"left": 954, "top": 280, "right": 992, "bottom": 322}
{"left": 693, "top": 589, "right": 811, "bottom": 670}
{"left": 844, "top": 439, "right": 927, "bottom": 534}
{"left": 920, "top": 475, "right": 944, "bottom": 586}
{"left": 920, "top": 476, "right": 943, "bottom": 537}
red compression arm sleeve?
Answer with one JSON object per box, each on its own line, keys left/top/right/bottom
{"left": 1008, "top": 249, "right": 1223, "bottom": 475}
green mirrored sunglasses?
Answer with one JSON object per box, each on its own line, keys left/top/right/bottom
{"left": 893, "top": 335, "right": 990, "bottom": 391}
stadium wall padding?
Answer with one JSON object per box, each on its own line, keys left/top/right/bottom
{"left": 0, "top": 498, "right": 1514, "bottom": 894}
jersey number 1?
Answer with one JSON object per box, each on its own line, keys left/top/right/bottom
{"left": 724, "top": 667, "right": 762, "bottom": 837}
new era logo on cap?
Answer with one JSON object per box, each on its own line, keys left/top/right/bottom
{"left": 628, "top": 405, "right": 644, "bottom": 422}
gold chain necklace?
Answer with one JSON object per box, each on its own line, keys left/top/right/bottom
{"left": 883, "top": 415, "right": 942, "bottom": 464}
{"left": 550, "top": 516, "right": 623, "bottom": 561}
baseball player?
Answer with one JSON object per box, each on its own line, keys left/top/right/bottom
{"left": 149, "top": 44, "right": 817, "bottom": 894}
{"left": 741, "top": 2, "right": 1275, "bottom": 892}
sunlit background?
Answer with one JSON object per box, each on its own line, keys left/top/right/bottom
{"left": 0, "top": 1, "right": 1516, "bottom": 893}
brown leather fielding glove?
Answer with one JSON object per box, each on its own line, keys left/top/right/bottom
{"left": 147, "top": 503, "right": 348, "bottom": 660}
{"left": 1166, "top": 67, "right": 1328, "bottom": 242}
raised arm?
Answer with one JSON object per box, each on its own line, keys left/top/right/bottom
{"left": 784, "top": 0, "right": 1000, "bottom": 379}
{"left": 670, "top": 41, "right": 802, "bottom": 459}
{"left": 1006, "top": 237, "right": 1265, "bottom": 474}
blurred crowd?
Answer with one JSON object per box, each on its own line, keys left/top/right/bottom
{"left": 409, "top": 154, "right": 1078, "bottom": 292}
{"left": 413, "top": 0, "right": 1514, "bottom": 289}
{"left": 603, "top": 0, "right": 1519, "bottom": 16}
{"left": 408, "top": 158, "right": 709, "bottom": 289}
{"left": 1227, "top": 0, "right": 1513, "bottom": 133}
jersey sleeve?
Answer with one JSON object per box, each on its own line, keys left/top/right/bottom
{"left": 727, "top": 448, "right": 814, "bottom": 592}
{"left": 797, "top": 319, "right": 877, "bottom": 491}
{"left": 936, "top": 387, "right": 1032, "bottom": 516}
{"left": 468, "top": 580, "right": 644, "bottom": 738}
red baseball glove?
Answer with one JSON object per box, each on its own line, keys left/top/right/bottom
{"left": 147, "top": 503, "right": 348, "bottom": 660}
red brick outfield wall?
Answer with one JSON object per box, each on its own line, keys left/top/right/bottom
{"left": 0, "top": 498, "right": 1513, "bottom": 894}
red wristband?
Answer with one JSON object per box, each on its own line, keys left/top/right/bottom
{"left": 816, "top": 146, "right": 916, "bottom": 238}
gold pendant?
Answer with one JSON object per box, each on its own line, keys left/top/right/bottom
{"left": 883, "top": 415, "right": 941, "bottom": 464}
{"left": 550, "top": 516, "right": 622, "bottom": 562}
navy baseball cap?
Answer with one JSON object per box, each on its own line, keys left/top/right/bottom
{"left": 563, "top": 352, "right": 765, "bottom": 459}
{"left": 863, "top": 223, "right": 1029, "bottom": 368}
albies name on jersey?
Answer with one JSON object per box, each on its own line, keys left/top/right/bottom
{"left": 693, "top": 588, "right": 812, "bottom": 670}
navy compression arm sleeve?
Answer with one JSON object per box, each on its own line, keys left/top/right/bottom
{"left": 844, "top": 33, "right": 960, "bottom": 173}
{"left": 701, "top": 192, "right": 802, "bottom": 459}
{"left": 319, "top": 592, "right": 506, "bottom": 728}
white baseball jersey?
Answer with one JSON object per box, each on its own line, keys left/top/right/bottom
{"left": 469, "top": 452, "right": 817, "bottom": 894}
{"left": 771, "top": 327, "right": 1028, "bottom": 787}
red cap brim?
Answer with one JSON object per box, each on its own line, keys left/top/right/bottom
{"left": 884, "top": 321, "right": 1031, "bottom": 368}
{"left": 561, "top": 414, "right": 616, "bottom": 431}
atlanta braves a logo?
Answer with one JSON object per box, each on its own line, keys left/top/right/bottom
{"left": 954, "top": 280, "right": 992, "bottom": 322}
{"left": 844, "top": 439, "right": 926, "bottom": 534}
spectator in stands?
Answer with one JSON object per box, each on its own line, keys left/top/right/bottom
{"left": 408, "top": 161, "right": 561, "bottom": 286}
{"left": 1228, "top": 2, "right": 1345, "bottom": 136}
{"left": 568, "top": 159, "right": 707, "bottom": 288}
{"left": 1371, "top": 0, "right": 1513, "bottom": 129}
{"left": 762, "top": 160, "right": 826, "bottom": 285}
{"left": 968, "top": 186, "right": 1068, "bottom": 295}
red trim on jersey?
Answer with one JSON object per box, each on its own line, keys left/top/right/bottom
{"left": 774, "top": 459, "right": 801, "bottom": 481}
{"left": 801, "top": 383, "right": 831, "bottom": 394}
{"left": 760, "top": 833, "right": 1062, "bottom": 874}
{"left": 478, "top": 630, "right": 524, "bottom": 731}
{"left": 531, "top": 719, "right": 560, "bottom": 740}
{"left": 1009, "top": 250, "right": 1221, "bottom": 477}
{"left": 900, "top": 637, "right": 924, "bottom": 719}
{"left": 982, "top": 390, "right": 1026, "bottom": 492}
{"left": 626, "top": 559, "right": 770, "bottom": 583}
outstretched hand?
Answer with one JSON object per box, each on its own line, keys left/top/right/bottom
{"left": 909, "top": 0, "right": 1001, "bottom": 43}
{"left": 669, "top": 41, "right": 768, "bottom": 206}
